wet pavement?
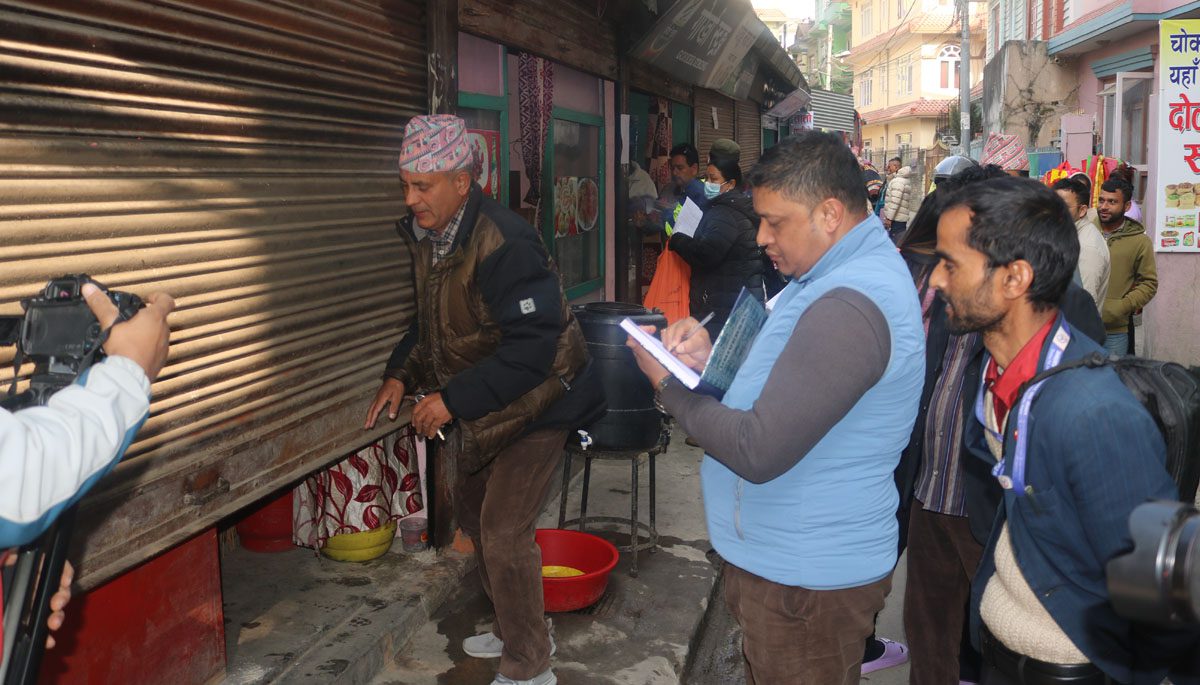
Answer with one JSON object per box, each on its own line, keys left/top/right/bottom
{"left": 372, "top": 438, "right": 720, "bottom": 684}
{"left": 221, "top": 429, "right": 914, "bottom": 684}
{"left": 220, "top": 541, "right": 474, "bottom": 684}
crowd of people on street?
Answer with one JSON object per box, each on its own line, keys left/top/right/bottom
{"left": 623, "top": 131, "right": 1181, "bottom": 685}
{"left": 336, "top": 107, "right": 1185, "bottom": 685}
{"left": 1, "top": 96, "right": 1177, "bottom": 685}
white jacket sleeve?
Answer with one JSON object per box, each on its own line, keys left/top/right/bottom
{"left": 0, "top": 355, "right": 150, "bottom": 547}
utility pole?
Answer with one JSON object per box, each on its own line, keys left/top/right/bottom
{"left": 826, "top": 23, "right": 833, "bottom": 89}
{"left": 958, "top": 0, "right": 971, "bottom": 156}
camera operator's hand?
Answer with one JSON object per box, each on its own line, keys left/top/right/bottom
{"left": 82, "top": 283, "right": 174, "bottom": 381}
{"left": 364, "top": 377, "right": 405, "bottom": 429}
{"left": 45, "top": 560, "right": 73, "bottom": 649}
{"left": 0, "top": 555, "right": 72, "bottom": 649}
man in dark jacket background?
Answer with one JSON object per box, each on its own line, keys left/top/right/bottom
{"left": 667, "top": 139, "right": 765, "bottom": 338}
{"left": 364, "top": 114, "right": 604, "bottom": 685}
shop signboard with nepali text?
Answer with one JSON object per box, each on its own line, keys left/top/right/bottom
{"left": 631, "top": 0, "right": 761, "bottom": 100}
{"left": 1156, "top": 19, "right": 1200, "bottom": 252}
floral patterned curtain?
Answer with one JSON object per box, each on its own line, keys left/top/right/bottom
{"left": 518, "top": 53, "right": 554, "bottom": 228}
{"left": 293, "top": 425, "right": 424, "bottom": 549}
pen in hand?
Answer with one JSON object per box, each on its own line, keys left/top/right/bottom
{"left": 668, "top": 312, "right": 714, "bottom": 355}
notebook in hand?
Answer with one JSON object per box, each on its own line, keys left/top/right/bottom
{"left": 620, "top": 288, "right": 767, "bottom": 399}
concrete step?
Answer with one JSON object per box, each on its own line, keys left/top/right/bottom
{"left": 220, "top": 542, "right": 474, "bottom": 684}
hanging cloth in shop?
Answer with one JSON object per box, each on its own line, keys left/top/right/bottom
{"left": 518, "top": 53, "right": 554, "bottom": 229}
{"left": 647, "top": 97, "right": 674, "bottom": 191}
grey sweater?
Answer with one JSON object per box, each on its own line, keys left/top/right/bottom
{"left": 661, "top": 287, "right": 892, "bottom": 483}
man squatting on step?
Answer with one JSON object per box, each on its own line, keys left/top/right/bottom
{"left": 365, "top": 114, "right": 604, "bottom": 685}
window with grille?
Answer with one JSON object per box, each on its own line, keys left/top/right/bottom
{"left": 861, "top": 3, "right": 873, "bottom": 36}
{"left": 860, "top": 68, "right": 874, "bottom": 106}
{"left": 898, "top": 55, "right": 913, "bottom": 94}
{"left": 938, "top": 44, "right": 961, "bottom": 89}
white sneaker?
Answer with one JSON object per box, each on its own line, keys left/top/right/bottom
{"left": 462, "top": 631, "right": 505, "bottom": 658}
{"left": 463, "top": 618, "right": 556, "bottom": 659}
{"left": 490, "top": 669, "right": 556, "bottom": 685}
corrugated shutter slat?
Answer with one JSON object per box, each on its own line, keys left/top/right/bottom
{"left": 695, "top": 88, "right": 734, "bottom": 168}
{"left": 0, "top": 0, "right": 426, "bottom": 587}
{"left": 735, "top": 99, "right": 761, "bottom": 173}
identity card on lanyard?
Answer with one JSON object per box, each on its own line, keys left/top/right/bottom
{"left": 975, "top": 320, "right": 1072, "bottom": 496}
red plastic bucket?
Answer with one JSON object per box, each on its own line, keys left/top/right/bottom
{"left": 536, "top": 528, "right": 619, "bottom": 612}
{"left": 235, "top": 491, "right": 294, "bottom": 552}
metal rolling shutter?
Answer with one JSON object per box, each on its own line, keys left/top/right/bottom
{"left": 810, "top": 88, "right": 856, "bottom": 134}
{"left": 735, "top": 99, "right": 761, "bottom": 173}
{"left": 0, "top": 1, "right": 425, "bottom": 587}
{"left": 695, "top": 88, "right": 734, "bottom": 168}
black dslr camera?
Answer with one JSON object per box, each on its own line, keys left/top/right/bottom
{"left": 1107, "top": 500, "right": 1200, "bottom": 626}
{"left": 1, "top": 275, "right": 145, "bottom": 685}
{"left": 0, "top": 274, "right": 144, "bottom": 410}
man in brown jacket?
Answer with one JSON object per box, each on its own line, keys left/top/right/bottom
{"left": 1097, "top": 178, "right": 1157, "bottom": 356}
{"left": 364, "top": 114, "right": 604, "bottom": 685}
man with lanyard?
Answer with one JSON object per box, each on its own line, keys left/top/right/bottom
{"left": 365, "top": 114, "right": 603, "bottom": 685}
{"left": 929, "top": 176, "right": 1184, "bottom": 684}
{"left": 655, "top": 142, "right": 707, "bottom": 235}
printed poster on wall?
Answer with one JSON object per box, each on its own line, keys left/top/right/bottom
{"left": 1155, "top": 20, "right": 1200, "bottom": 252}
{"left": 467, "top": 129, "right": 501, "bottom": 200}
{"left": 553, "top": 176, "right": 600, "bottom": 238}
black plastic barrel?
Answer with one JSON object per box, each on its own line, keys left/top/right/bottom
{"left": 573, "top": 302, "right": 667, "bottom": 450}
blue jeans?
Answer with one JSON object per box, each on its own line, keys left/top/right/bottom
{"left": 1103, "top": 332, "right": 1129, "bottom": 356}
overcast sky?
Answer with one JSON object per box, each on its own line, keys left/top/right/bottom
{"left": 751, "top": 0, "right": 817, "bottom": 21}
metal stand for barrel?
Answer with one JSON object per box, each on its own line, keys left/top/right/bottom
{"left": 557, "top": 427, "right": 670, "bottom": 578}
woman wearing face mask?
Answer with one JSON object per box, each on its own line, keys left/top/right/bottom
{"left": 666, "top": 139, "right": 766, "bottom": 340}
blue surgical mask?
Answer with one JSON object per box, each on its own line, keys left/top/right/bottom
{"left": 703, "top": 181, "right": 723, "bottom": 199}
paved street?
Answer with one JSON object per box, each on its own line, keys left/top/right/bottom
{"left": 367, "top": 429, "right": 914, "bottom": 685}
{"left": 686, "top": 554, "right": 910, "bottom": 684}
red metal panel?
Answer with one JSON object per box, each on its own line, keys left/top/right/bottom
{"left": 37, "top": 529, "right": 225, "bottom": 685}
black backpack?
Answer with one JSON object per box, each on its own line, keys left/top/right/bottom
{"left": 1025, "top": 353, "right": 1200, "bottom": 502}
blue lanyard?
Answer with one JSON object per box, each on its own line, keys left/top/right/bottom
{"left": 974, "top": 320, "right": 1072, "bottom": 496}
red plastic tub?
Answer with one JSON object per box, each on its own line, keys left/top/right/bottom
{"left": 536, "top": 528, "right": 620, "bottom": 612}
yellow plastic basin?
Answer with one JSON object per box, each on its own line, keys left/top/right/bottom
{"left": 320, "top": 521, "right": 397, "bottom": 562}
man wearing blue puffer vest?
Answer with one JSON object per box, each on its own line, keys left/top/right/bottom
{"left": 628, "top": 131, "right": 925, "bottom": 684}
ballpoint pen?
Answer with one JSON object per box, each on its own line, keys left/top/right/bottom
{"left": 668, "top": 312, "right": 714, "bottom": 355}
{"left": 412, "top": 394, "right": 446, "bottom": 441}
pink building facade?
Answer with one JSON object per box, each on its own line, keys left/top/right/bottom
{"left": 1049, "top": 0, "right": 1200, "bottom": 365}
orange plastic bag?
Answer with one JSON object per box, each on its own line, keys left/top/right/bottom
{"left": 643, "top": 243, "right": 691, "bottom": 325}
